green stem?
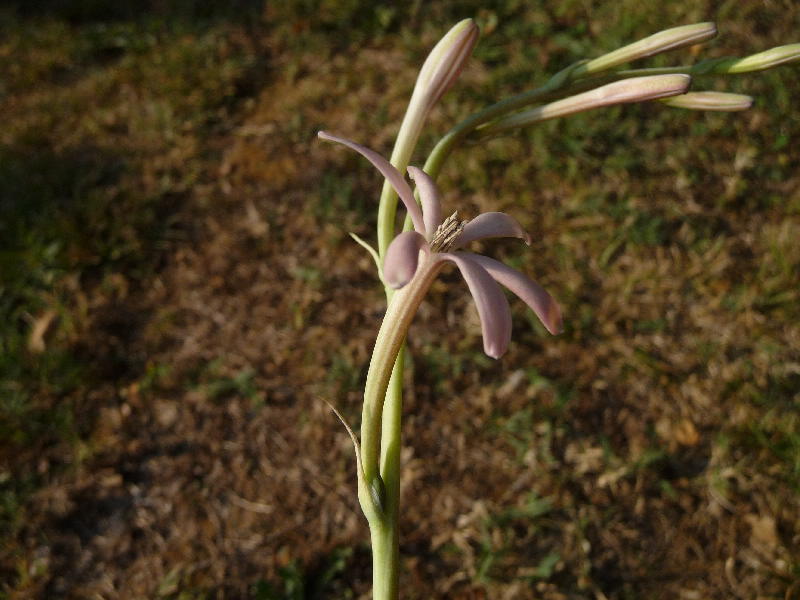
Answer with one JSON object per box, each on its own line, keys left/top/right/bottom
{"left": 421, "top": 62, "right": 591, "bottom": 180}
{"left": 370, "top": 515, "right": 399, "bottom": 600}
{"left": 380, "top": 348, "right": 405, "bottom": 509}
{"left": 376, "top": 104, "right": 427, "bottom": 259}
{"left": 360, "top": 259, "right": 444, "bottom": 486}
{"left": 615, "top": 66, "right": 692, "bottom": 76}
{"left": 421, "top": 85, "right": 553, "bottom": 181}
{"left": 362, "top": 266, "right": 441, "bottom": 600}
{"left": 369, "top": 349, "right": 404, "bottom": 600}
{"left": 369, "top": 55, "right": 432, "bottom": 599}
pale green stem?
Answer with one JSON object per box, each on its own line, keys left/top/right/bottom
{"left": 372, "top": 348, "right": 404, "bottom": 600}
{"left": 370, "top": 94, "right": 424, "bottom": 597}
{"left": 417, "top": 61, "right": 597, "bottom": 182}
{"left": 361, "top": 259, "right": 444, "bottom": 486}
{"left": 361, "top": 261, "right": 444, "bottom": 600}
{"left": 369, "top": 515, "right": 399, "bottom": 600}
{"left": 614, "top": 62, "right": 784, "bottom": 77}
{"left": 376, "top": 103, "right": 428, "bottom": 259}
{"left": 421, "top": 81, "right": 558, "bottom": 181}
{"left": 369, "top": 58, "right": 430, "bottom": 600}
{"left": 368, "top": 82, "right": 428, "bottom": 598}
{"left": 380, "top": 348, "right": 405, "bottom": 501}
{"left": 615, "top": 66, "right": 693, "bottom": 76}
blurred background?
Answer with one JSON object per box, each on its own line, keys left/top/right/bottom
{"left": 1, "top": 1, "right": 798, "bottom": 598}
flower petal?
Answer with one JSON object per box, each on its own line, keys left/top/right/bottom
{"left": 438, "top": 252, "right": 512, "bottom": 359}
{"left": 408, "top": 166, "right": 442, "bottom": 239}
{"left": 464, "top": 253, "right": 563, "bottom": 335}
{"left": 456, "top": 212, "right": 531, "bottom": 248}
{"left": 384, "top": 231, "right": 428, "bottom": 289}
{"left": 318, "top": 131, "right": 426, "bottom": 233}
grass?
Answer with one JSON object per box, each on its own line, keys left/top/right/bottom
{"left": 0, "top": 5, "right": 263, "bottom": 588}
{"left": 252, "top": 547, "right": 359, "bottom": 600}
{"left": 1, "top": 0, "right": 799, "bottom": 598}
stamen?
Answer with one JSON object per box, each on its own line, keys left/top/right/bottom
{"left": 430, "top": 211, "right": 467, "bottom": 252}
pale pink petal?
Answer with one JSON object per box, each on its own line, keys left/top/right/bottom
{"left": 455, "top": 212, "right": 531, "bottom": 248}
{"left": 437, "top": 252, "right": 512, "bottom": 359}
{"left": 318, "top": 131, "right": 425, "bottom": 233}
{"left": 465, "top": 253, "right": 563, "bottom": 335}
{"left": 384, "top": 231, "right": 428, "bottom": 289}
{"left": 408, "top": 166, "right": 442, "bottom": 238}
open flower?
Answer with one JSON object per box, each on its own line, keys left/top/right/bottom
{"left": 319, "top": 131, "right": 562, "bottom": 358}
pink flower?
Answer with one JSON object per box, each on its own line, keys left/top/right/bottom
{"left": 319, "top": 131, "right": 562, "bottom": 358}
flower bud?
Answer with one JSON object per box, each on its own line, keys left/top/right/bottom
{"left": 381, "top": 19, "right": 480, "bottom": 256}
{"left": 661, "top": 91, "right": 753, "bottom": 111}
{"left": 413, "top": 19, "right": 480, "bottom": 109}
{"left": 578, "top": 23, "right": 717, "bottom": 76}
{"left": 481, "top": 75, "right": 691, "bottom": 135}
{"left": 692, "top": 43, "right": 800, "bottom": 75}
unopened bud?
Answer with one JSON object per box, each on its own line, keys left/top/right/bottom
{"left": 386, "top": 19, "right": 479, "bottom": 213}
{"left": 481, "top": 75, "right": 691, "bottom": 135}
{"left": 577, "top": 23, "right": 717, "bottom": 76}
{"left": 414, "top": 19, "right": 480, "bottom": 109}
{"left": 692, "top": 43, "right": 800, "bottom": 75}
{"left": 661, "top": 91, "right": 753, "bottom": 111}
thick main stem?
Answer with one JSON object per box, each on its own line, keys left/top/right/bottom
{"left": 371, "top": 349, "right": 404, "bottom": 600}
{"left": 370, "top": 515, "right": 399, "bottom": 600}
{"left": 362, "top": 264, "right": 441, "bottom": 600}
{"left": 360, "top": 258, "right": 444, "bottom": 486}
